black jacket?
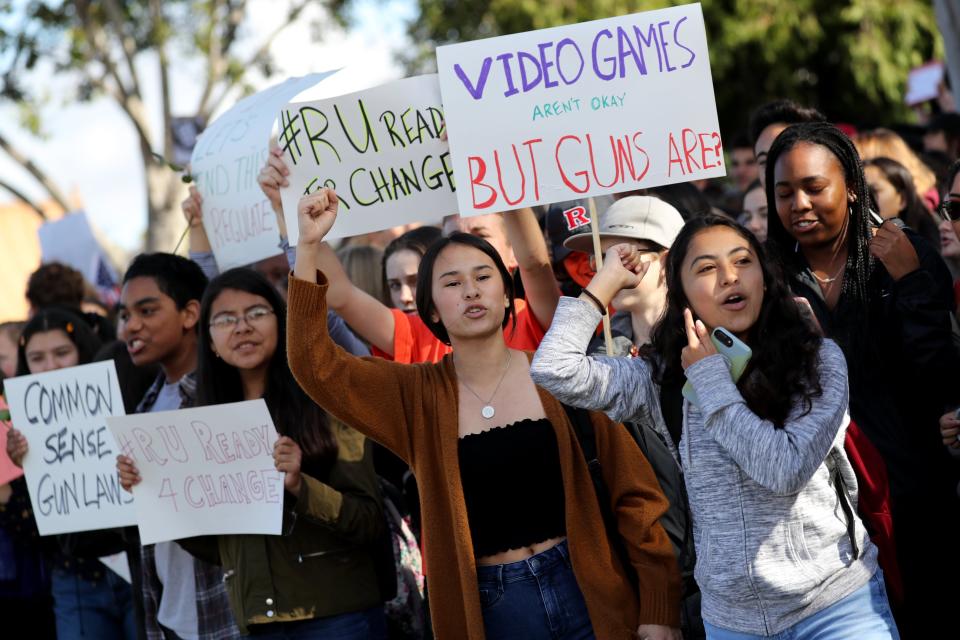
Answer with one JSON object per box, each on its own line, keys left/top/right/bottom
{"left": 787, "top": 229, "right": 960, "bottom": 500}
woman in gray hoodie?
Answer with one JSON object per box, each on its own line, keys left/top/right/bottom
{"left": 530, "top": 215, "right": 898, "bottom": 639}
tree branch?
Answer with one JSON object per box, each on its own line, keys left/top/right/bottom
{"left": 0, "top": 178, "right": 48, "bottom": 220}
{"left": 101, "top": 0, "right": 144, "bottom": 99}
{"left": 85, "top": 70, "right": 154, "bottom": 156}
{"left": 76, "top": 1, "right": 133, "bottom": 107}
{"left": 149, "top": 0, "right": 174, "bottom": 159}
{"left": 0, "top": 131, "right": 70, "bottom": 213}
{"left": 196, "top": 0, "right": 228, "bottom": 116}
{"left": 201, "top": 0, "right": 311, "bottom": 119}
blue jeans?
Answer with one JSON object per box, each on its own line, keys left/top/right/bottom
{"left": 247, "top": 607, "right": 387, "bottom": 639}
{"left": 51, "top": 567, "right": 136, "bottom": 640}
{"left": 476, "top": 540, "right": 594, "bottom": 640}
{"left": 704, "top": 570, "right": 899, "bottom": 640}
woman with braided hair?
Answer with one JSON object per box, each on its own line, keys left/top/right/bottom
{"left": 764, "top": 122, "right": 960, "bottom": 637}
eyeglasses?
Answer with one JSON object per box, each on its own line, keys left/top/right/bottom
{"left": 938, "top": 199, "right": 960, "bottom": 222}
{"left": 209, "top": 306, "right": 274, "bottom": 331}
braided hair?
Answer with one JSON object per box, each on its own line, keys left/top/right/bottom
{"left": 764, "top": 122, "right": 875, "bottom": 319}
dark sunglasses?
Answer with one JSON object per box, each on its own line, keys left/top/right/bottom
{"left": 937, "top": 199, "right": 960, "bottom": 222}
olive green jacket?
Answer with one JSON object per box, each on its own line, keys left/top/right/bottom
{"left": 178, "top": 419, "right": 386, "bottom": 634}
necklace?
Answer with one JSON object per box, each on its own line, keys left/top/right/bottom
{"left": 459, "top": 351, "right": 513, "bottom": 419}
{"left": 812, "top": 270, "right": 840, "bottom": 284}
{"left": 812, "top": 261, "right": 844, "bottom": 284}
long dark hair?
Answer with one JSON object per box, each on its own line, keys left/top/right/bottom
{"left": 765, "top": 122, "right": 875, "bottom": 318}
{"left": 646, "top": 215, "right": 823, "bottom": 427}
{"left": 16, "top": 307, "right": 102, "bottom": 376}
{"left": 415, "top": 232, "right": 517, "bottom": 345}
{"left": 864, "top": 156, "right": 941, "bottom": 248}
{"left": 196, "top": 268, "right": 337, "bottom": 474}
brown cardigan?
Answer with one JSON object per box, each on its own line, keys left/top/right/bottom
{"left": 287, "top": 274, "right": 681, "bottom": 639}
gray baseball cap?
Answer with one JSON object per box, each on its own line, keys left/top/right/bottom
{"left": 563, "top": 196, "right": 684, "bottom": 253}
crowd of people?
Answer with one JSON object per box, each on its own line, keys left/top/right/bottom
{"left": 0, "top": 94, "right": 959, "bottom": 640}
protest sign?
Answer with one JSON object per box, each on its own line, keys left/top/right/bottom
{"left": 436, "top": 3, "right": 725, "bottom": 216}
{"left": 3, "top": 362, "right": 134, "bottom": 535}
{"left": 191, "top": 72, "right": 336, "bottom": 269}
{"left": 278, "top": 75, "right": 455, "bottom": 245}
{"left": 106, "top": 399, "right": 283, "bottom": 544}
{"left": 39, "top": 212, "right": 120, "bottom": 305}
{"left": 905, "top": 61, "right": 945, "bottom": 105}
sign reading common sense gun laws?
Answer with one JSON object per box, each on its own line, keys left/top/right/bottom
{"left": 106, "top": 399, "right": 283, "bottom": 544}
{"left": 191, "top": 72, "right": 336, "bottom": 269}
{"left": 437, "top": 3, "right": 725, "bottom": 216}
{"left": 4, "top": 362, "right": 134, "bottom": 535}
{"left": 278, "top": 75, "right": 455, "bottom": 245}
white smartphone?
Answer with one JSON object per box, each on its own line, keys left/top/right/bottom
{"left": 681, "top": 327, "right": 753, "bottom": 408}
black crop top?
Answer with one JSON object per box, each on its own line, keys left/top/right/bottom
{"left": 457, "top": 418, "right": 566, "bottom": 558}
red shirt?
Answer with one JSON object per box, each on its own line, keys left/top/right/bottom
{"left": 372, "top": 299, "right": 546, "bottom": 364}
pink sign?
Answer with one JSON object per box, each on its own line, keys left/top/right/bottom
{"left": 0, "top": 397, "right": 24, "bottom": 485}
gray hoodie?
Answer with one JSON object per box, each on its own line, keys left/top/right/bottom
{"left": 530, "top": 297, "right": 879, "bottom": 636}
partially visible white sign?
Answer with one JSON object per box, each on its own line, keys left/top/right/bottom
{"left": 99, "top": 552, "right": 132, "bottom": 583}
{"left": 191, "top": 72, "right": 337, "bottom": 269}
{"left": 39, "top": 212, "right": 119, "bottom": 301}
{"left": 905, "top": 61, "right": 945, "bottom": 106}
{"left": 279, "top": 75, "right": 454, "bottom": 244}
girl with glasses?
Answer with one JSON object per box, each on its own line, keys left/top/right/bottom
{"left": 118, "top": 269, "right": 391, "bottom": 639}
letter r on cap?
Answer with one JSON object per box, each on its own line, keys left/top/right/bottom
{"left": 563, "top": 206, "right": 591, "bottom": 230}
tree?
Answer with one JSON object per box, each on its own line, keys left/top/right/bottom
{"left": 0, "top": 0, "right": 322, "bottom": 248}
{"left": 396, "top": 0, "right": 943, "bottom": 136}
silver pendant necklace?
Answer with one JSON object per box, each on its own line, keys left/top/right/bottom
{"left": 459, "top": 351, "right": 513, "bottom": 419}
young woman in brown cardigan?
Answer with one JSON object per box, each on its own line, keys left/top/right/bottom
{"left": 287, "top": 188, "right": 682, "bottom": 640}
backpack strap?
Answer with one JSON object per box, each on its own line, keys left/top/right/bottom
{"left": 825, "top": 448, "right": 860, "bottom": 560}
{"left": 561, "top": 403, "right": 637, "bottom": 589}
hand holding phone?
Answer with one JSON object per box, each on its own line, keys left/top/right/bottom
{"left": 681, "top": 326, "right": 753, "bottom": 408}
{"left": 680, "top": 308, "right": 717, "bottom": 370}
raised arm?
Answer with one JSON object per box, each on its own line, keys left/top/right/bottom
{"left": 182, "top": 186, "right": 219, "bottom": 281}
{"left": 503, "top": 207, "right": 559, "bottom": 329}
{"left": 289, "top": 188, "right": 419, "bottom": 461}
{"left": 530, "top": 244, "right": 658, "bottom": 423}
{"left": 684, "top": 338, "right": 850, "bottom": 496}
{"left": 259, "top": 147, "right": 397, "bottom": 354}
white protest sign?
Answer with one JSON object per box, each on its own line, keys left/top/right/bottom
{"left": 278, "top": 75, "right": 454, "bottom": 245}
{"left": 106, "top": 399, "right": 283, "bottom": 545}
{"left": 191, "top": 72, "right": 337, "bottom": 269}
{"left": 905, "top": 61, "right": 945, "bottom": 105}
{"left": 437, "top": 3, "right": 725, "bottom": 216}
{"left": 4, "top": 362, "right": 134, "bottom": 535}
{"left": 39, "top": 212, "right": 120, "bottom": 296}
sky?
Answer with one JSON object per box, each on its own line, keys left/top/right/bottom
{"left": 0, "top": 0, "right": 416, "bottom": 252}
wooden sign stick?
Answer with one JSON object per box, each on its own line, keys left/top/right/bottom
{"left": 587, "top": 197, "right": 614, "bottom": 355}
